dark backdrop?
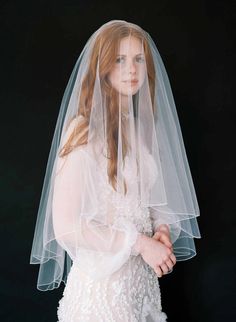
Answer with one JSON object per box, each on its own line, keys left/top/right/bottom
{"left": 0, "top": 0, "right": 235, "bottom": 321}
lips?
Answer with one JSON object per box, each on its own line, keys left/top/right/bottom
{"left": 124, "top": 80, "right": 139, "bottom": 85}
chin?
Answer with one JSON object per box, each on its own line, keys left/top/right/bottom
{"left": 121, "top": 87, "right": 140, "bottom": 96}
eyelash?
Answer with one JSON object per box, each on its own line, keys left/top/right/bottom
{"left": 115, "top": 57, "right": 144, "bottom": 63}
{"left": 116, "top": 57, "right": 125, "bottom": 63}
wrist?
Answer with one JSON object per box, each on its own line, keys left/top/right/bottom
{"left": 133, "top": 233, "right": 149, "bottom": 255}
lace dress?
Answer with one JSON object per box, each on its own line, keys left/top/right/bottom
{"left": 57, "top": 254, "right": 167, "bottom": 322}
{"left": 53, "top": 134, "right": 168, "bottom": 322}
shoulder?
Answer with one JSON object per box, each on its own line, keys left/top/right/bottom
{"left": 61, "top": 115, "right": 87, "bottom": 145}
{"left": 66, "top": 114, "right": 86, "bottom": 135}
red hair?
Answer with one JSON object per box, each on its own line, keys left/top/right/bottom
{"left": 60, "top": 22, "right": 156, "bottom": 192}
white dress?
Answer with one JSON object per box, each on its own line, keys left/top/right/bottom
{"left": 57, "top": 254, "right": 167, "bottom": 322}
{"left": 53, "top": 118, "right": 169, "bottom": 322}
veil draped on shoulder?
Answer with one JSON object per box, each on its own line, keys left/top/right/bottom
{"left": 30, "top": 20, "right": 201, "bottom": 291}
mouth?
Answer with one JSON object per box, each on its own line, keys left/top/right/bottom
{"left": 123, "top": 80, "right": 139, "bottom": 86}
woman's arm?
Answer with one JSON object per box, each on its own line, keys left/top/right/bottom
{"left": 51, "top": 118, "right": 140, "bottom": 279}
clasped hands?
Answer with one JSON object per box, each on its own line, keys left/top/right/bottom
{"left": 138, "top": 224, "right": 176, "bottom": 278}
{"left": 152, "top": 224, "right": 176, "bottom": 277}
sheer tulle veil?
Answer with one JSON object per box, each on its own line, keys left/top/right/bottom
{"left": 30, "top": 20, "right": 201, "bottom": 291}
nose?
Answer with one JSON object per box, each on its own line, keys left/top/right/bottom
{"left": 128, "top": 60, "right": 136, "bottom": 74}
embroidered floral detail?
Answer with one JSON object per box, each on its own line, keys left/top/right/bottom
{"left": 57, "top": 147, "right": 167, "bottom": 321}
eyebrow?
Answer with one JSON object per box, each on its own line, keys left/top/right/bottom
{"left": 116, "top": 53, "right": 144, "bottom": 56}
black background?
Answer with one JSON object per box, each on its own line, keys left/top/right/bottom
{"left": 0, "top": 0, "right": 235, "bottom": 321}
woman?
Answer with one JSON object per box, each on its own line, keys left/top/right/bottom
{"left": 30, "top": 20, "right": 201, "bottom": 321}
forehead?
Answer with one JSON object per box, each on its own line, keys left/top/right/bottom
{"left": 118, "top": 36, "right": 143, "bottom": 55}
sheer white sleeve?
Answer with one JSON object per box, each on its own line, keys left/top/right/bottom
{"left": 150, "top": 209, "right": 181, "bottom": 244}
{"left": 52, "top": 118, "right": 140, "bottom": 280}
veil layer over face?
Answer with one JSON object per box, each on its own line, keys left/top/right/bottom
{"left": 30, "top": 20, "right": 201, "bottom": 291}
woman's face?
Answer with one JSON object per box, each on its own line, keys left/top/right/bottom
{"left": 108, "top": 36, "right": 146, "bottom": 97}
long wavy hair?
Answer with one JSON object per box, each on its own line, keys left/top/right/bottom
{"left": 59, "top": 22, "right": 156, "bottom": 191}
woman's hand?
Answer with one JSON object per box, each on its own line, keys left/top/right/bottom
{"left": 152, "top": 225, "right": 176, "bottom": 277}
{"left": 153, "top": 224, "right": 173, "bottom": 251}
{"left": 137, "top": 234, "right": 176, "bottom": 278}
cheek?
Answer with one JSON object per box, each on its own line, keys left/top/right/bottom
{"left": 137, "top": 67, "right": 146, "bottom": 84}
{"left": 108, "top": 70, "right": 124, "bottom": 89}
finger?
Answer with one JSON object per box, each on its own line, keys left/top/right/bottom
{"left": 157, "top": 225, "right": 171, "bottom": 237}
{"left": 153, "top": 233, "right": 173, "bottom": 252}
{"left": 165, "top": 259, "right": 174, "bottom": 271}
{"left": 158, "top": 225, "right": 170, "bottom": 234}
{"left": 154, "top": 266, "right": 163, "bottom": 278}
{"left": 153, "top": 231, "right": 161, "bottom": 239}
{"left": 155, "top": 229, "right": 170, "bottom": 240}
{"left": 153, "top": 234, "right": 162, "bottom": 242}
{"left": 160, "top": 263, "right": 169, "bottom": 275}
{"left": 154, "top": 229, "right": 168, "bottom": 237}
{"left": 168, "top": 244, "right": 174, "bottom": 252}
{"left": 169, "top": 253, "right": 176, "bottom": 265}
{"left": 153, "top": 231, "right": 171, "bottom": 245}
{"left": 159, "top": 234, "right": 172, "bottom": 248}
{"left": 154, "top": 235, "right": 173, "bottom": 252}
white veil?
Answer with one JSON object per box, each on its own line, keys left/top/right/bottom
{"left": 30, "top": 20, "right": 201, "bottom": 291}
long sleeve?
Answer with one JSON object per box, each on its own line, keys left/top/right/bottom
{"left": 150, "top": 208, "right": 182, "bottom": 244}
{"left": 52, "top": 117, "right": 140, "bottom": 280}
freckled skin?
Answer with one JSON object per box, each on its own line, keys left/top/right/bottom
{"left": 108, "top": 36, "right": 146, "bottom": 97}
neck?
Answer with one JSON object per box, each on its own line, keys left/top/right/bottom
{"left": 121, "top": 94, "right": 131, "bottom": 114}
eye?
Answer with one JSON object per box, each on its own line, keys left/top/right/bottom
{"left": 136, "top": 56, "right": 145, "bottom": 63}
{"left": 116, "top": 56, "right": 125, "bottom": 64}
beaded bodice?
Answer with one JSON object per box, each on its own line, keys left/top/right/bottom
{"left": 94, "top": 146, "right": 158, "bottom": 238}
